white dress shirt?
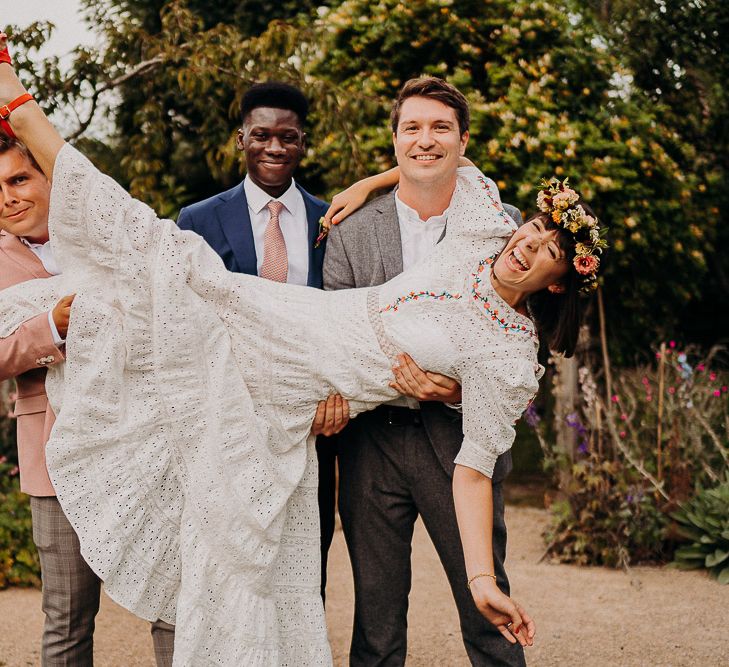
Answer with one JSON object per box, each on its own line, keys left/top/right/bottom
{"left": 244, "top": 176, "right": 310, "bottom": 286}
{"left": 20, "top": 237, "right": 64, "bottom": 345}
{"left": 389, "top": 190, "right": 451, "bottom": 409}
{"left": 394, "top": 190, "right": 449, "bottom": 270}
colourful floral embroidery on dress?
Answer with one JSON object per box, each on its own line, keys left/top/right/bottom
{"left": 379, "top": 290, "right": 462, "bottom": 313}
{"left": 471, "top": 257, "right": 538, "bottom": 339}
{"left": 476, "top": 175, "right": 514, "bottom": 226}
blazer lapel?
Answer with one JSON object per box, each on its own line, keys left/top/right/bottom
{"left": 373, "top": 192, "right": 403, "bottom": 281}
{"left": 299, "top": 186, "right": 328, "bottom": 288}
{"left": 214, "top": 183, "right": 257, "bottom": 275}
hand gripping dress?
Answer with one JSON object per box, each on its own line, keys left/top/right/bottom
{"left": 0, "top": 145, "right": 543, "bottom": 666}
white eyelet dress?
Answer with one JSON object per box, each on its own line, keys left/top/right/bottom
{"left": 0, "top": 146, "right": 543, "bottom": 666}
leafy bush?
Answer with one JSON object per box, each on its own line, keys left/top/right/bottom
{"left": 545, "top": 455, "right": 669, "bottom": 568}
{"left": 533, "top": 344, "right": 728, "bottom": 568}
{"left": 672, "top": 477, "right": 729, "bottom": 584}
{"left": 0, "top": 381, "right": 40, "bottom": 589}
{"left": 0, "top": 458, "right": 40, "bottom": 589}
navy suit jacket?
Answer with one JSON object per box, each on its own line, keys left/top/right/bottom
{"left": 177, "top": 180, "right": 329, "bottom": 288}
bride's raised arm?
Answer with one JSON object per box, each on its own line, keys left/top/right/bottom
{"left": 0, "top": 34, "right": 65, "bottom": 180}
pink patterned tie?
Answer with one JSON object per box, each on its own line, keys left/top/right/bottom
{"left": 259, "top": 200, "right": 288, "bottom": 282}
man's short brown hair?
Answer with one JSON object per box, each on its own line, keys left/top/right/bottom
{"left": 0, "top": 134, "right": 43, "bottom": 173}
{"left": 390, "top": 77, "right": 470, "bottom": 136}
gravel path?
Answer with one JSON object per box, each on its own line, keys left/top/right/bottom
{"left": 1, "top": 506, "right": 726, "bottom": 666}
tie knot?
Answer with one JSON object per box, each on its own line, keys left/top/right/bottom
{"left": 267, "top": 200, "right": 284, "bottom": 217}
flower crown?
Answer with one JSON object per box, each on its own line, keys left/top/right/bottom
{"left": 536, "top": 177, "right": 607, "bottom": 294}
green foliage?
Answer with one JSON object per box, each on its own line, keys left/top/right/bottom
{"left": 583, "top": 0, "right": 729, "bottom": 348}
{"left": 9, "top": 0, "right": 716, "bottom": 357}
{"left": 536, "top": 345, "right": 728, "bottom": 567}
{"left": 545, "top": 455, "right": 669, "bottom": 567}
{"left": 0, "top": 385, "right": 40, "bottom": 589}
{"left": 0, "top": 461, "right": 40, "bottom": 589}
{"left": 672, "top": 477, "right": 729, "bottom": 584}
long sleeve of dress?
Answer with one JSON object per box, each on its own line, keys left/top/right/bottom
{"left": 454, "top": 356, "right": 541, "bottom": 478}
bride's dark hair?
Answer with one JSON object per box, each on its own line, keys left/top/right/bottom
{"left": 526, "top": 200, "right": 600, "bottom": 358}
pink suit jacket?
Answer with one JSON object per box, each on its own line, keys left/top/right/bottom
{"left": 0, "top": 230, "right": 65, "bottom": 496}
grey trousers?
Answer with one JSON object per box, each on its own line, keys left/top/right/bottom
{"left": 30, "top": 496, "right": 175, "bottom": 667}
{"left": 337, "top": 407, "right": 526, "bottom": 667}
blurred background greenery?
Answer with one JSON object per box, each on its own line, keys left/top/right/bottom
{"left": 1, "top": 0, "right": 727, "bottom": 584}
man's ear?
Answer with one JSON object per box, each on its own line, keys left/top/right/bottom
{"left": 459, "top": 130, "right": 470, "bottom": 156}
{"left": 547, "top": 282, "right": 566, "bottom": 294}
{"left": 235, "top": 128, "right": 245, "bottom": 152}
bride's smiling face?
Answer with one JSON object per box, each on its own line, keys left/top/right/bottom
{"left": 492, "top": 216, "right": 571, "bottom": 297}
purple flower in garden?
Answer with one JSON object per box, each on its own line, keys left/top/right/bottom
{"left": 524, "top": 403, "right": 541, "bottom": 428}
{"left": 577, "top": 441, "right": 589, "bottom": 454}
{"left": 626, "top": 493, "right": 634, "bottom": 503}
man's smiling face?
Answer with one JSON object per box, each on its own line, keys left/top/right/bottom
{"left": 0, "top": 147, "right": 50, "bottom": 243}
{"left": 237, "top": 107, "right": 306, "bottom": 198}
{"left": 393, "top": 96, "right": 468, "bottom": 187}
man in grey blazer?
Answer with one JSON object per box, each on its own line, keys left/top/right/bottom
{"left": 323, "top": 77, "right": 526, "bottom": 666}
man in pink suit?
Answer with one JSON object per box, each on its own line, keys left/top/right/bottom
{"left": 0, "top": 134, "right": 174, "bottom": 666}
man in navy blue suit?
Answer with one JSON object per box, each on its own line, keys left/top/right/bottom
{"left": 177, "top": 82, "right": 346, "bottom": 601}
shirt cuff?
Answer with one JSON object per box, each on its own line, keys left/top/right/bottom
{"left": 445, "top": 402, "right": 463, "bottom": 413}
{"left": 47, "top": 311, "right": 65, "bottom": 346}
{"left": 454, "top": 437, "right": 498, "bottom": 478}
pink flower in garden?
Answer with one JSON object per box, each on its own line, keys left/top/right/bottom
{"left": 714, "top": 390, "right": 721, "bottom": 397}
{"left": 696, "top": 363, "right": 705, "bottom": 372}
{"left": 646, "top": 395, "right": 653, "bottom": 401}
{"left": 619, "top": 431, "right": 627, "bottom": 438}
{"left": 573, "top": 254, "right": 600, "bottom": 276}
{"left": 0, "top": 456, "right": 6, "bottom": 464}
{"left": 722, "top": 386, "right": 728, "bottom": 393}
{"left": 611, "top": 395, "right": 619, "bottom": 403}
{"left": 668, "top": 386, "right": 676, "bottom": 395}
{"left": 641, "top": 376, "right": 650, "bottom": 385}
{"left": 710, "top": 372, "right": 717, "bottom": 381}
{"left": 669, "top": 340, "right": 676, "bottom": 348}
{"left": 10, "top": 466, "right": 18, "bottom": 477}
{"left": 621, "top": 413, "right": 627, "bottom": 421}
{"left": 655, "top": 352, "right": 662, "bottom": 359}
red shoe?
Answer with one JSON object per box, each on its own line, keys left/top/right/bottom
{"left": 0, "top": 34, "right": 11, "bottom": 65}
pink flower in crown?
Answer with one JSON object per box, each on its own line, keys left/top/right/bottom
{"left": 573, "top": 254, "right": 600, "bottom": 276}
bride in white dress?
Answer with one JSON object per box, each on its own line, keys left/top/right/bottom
{"left": 0, "top": 37, "right": 604, "bottom": 666}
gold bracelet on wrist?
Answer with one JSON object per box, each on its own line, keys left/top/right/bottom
{"left": 466, "top": 572, "right": 497, "bottom": 590}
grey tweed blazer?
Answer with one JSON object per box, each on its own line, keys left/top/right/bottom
{"left": 322, "top": 191, "right": 523, "bottom": 483}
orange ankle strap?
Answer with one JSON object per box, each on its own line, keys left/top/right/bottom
{"left": 0, "top": 93, "right": 34, "bottom": 138}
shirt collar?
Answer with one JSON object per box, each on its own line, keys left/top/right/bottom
{"left": 244, "top": 175, "right": 299, "bottom": 216}
{"left": 19, "top": 236, "right": 48, "bottom": 250}
{"left": 394, "top": 189, "right": 450, "bottom": 225}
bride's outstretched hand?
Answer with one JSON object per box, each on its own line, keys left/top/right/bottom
{"left": 468, "top": 577, "right": 535, "bottom": 647}
{"left": 0, "top": 32, "right": 26, "bottom": 105}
